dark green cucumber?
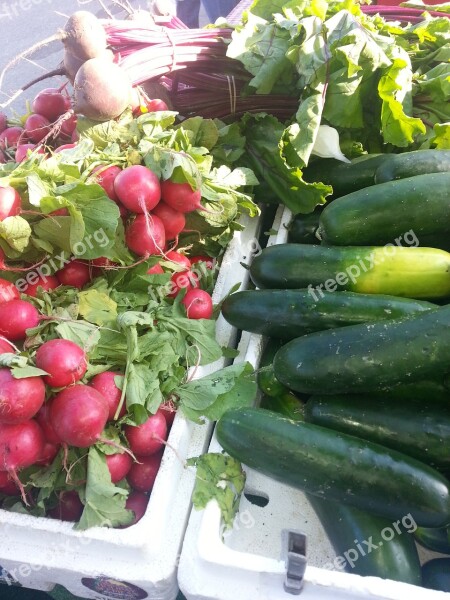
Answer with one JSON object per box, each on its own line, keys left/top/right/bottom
{"left": 216, "top": 408, "right": 450, "bottom": 527}
{"left": 422, "top": 559, "right": 450, "bottom": 592}
{"left": 304, "top": 395, "right": 450, "bottom": 469}
{"left": 257, "top": 339, "right": 297, "bottom": 397}
{"left": 260, "top": 393, "right": 304, "bottom": 420}
{"left": 274, "top": 304, "right": 450, "bottom": 396}
{"left": 375, "top": 150, "right": 450, "bottom": 183}
{"left": 415, "top": 526, "right": 450, "bottom": 555}
{"left": 257, "top": 339, "right": 305, "bottom": 418}
{"left": 420, "top": 233, "right": 450, "bottom": 253}
{"left": 309, "top": 495, "right": 422, "bottom": 584}
{"left": 302, "top": 154, "right": 393, "bottom": 197}
{"left": 221, "top": 289, "right": 436, "bottom": 340}
{"left": 287, "top": 209, "right": 321, "bottom": 244}
{"left": 372, "top": 380, "right": 450, "bottom": 403}
{"left": 318, "top": 172, "right": 450, "bottom": 246}
{"left": 249, "top": 243, "right": 450, "bottom": 299}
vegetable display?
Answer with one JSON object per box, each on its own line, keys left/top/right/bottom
{"left": 0, "top": 0, "right": 449, "bottom": 592}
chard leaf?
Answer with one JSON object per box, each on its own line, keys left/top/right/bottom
{"left": 243, "top": 113, "right": 331, "bottom": 214}
{"left": 227, "top": 14, "right": 297, "bottom": 94}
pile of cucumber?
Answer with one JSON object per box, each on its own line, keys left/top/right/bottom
{"left": 219, "top": 149, "right": 450, "bottom": 592}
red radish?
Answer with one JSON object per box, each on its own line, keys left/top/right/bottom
{"left": 0, "top": 277, "right": 19, "bottom": 303}
{"left": 124, "top": 412, "right": 167, "bottom": 456}
{"left": 147, "top": 263, "right": 164, "bottom": 275}
{"left": 157, "top": 401, "right": 177, "bottom": 428}
{"left": 182, "top": 288, "right": 213, "bottom": 319}
{"left": 24, "top": 114, "right": 51, "bottom": 143}
{"left": 47, "top": 490, "right": 84, "bottom": 522}
{"left": 0, "top": 186, "right": 21, "bottom": 220}
{"left": 49, "top": 207, "right": 69, "bottom": 217}
{"left": 151, "top": 202, "right": 185, "bottom": 241}
{"left": 50, "top": 384, "right": 109, "bottom": 448}
{"left": 32, "top": 88, "right": 71, "bottom": 121}
{"left": 0, "top": 127, "right": 25, "bottom": 151}
{"left": 0, "top": 471, "right": 9, "bottom": 487}
{"left": 89, "top": 257, "right": 119, "bottom": 278}
{"left": 25, "top": 274, "right": 60, "bottom": 297}
{"left": 0, "top": 114, "right": 7, "bottom": 134}
{"left": 114, "top": 165, "right": 161, "bottom": 213}
{"left": 130, "top": 88, "right": 142, "bottom": 114}
{"left": 0, "top": 337, "right": 14, "bottom": 353}
{"left": 54, "top": 143, "right": 77, "bottom": 153}
{"left": 146, "top": 99, "right": 169, "bottom": 112}
{"left": 71, "top": 129, "right": 80, "bottom": 143}
{"left": 59, "top": 114, "right": 77, "bottom": 139}
{"left": 37, "top": 441, "right": 60, "bottom": 466}
{"left": 15, "top": 143, "right": 43, "bottom": 163}
{"left": 36, "top": 404, "right": 60, "bottom": 445}
{"left": 165, "top": 250, "right": 191, "bottom": 269}
{"left": 91, "top": 165, "right": 122, "bottom": 202}
{"left": 0, "top": 420, "right": 45, "bottom": 502}
{"left": 89, "top": 371, "right": 125, "bottom": 420}
{"left": 124, "top": 490, "right": 149, "bottom": 525}
{"left": 189, "top": 255, "right": 215, "bottom": 269}
{"left": 0, "top": 152, "right": 5, "bottom": 164}
{"left": 127, "top": 452, "right": 162, "bottom": 492}
{"left": 36, "top": 339, "right": 87, "bottom": 388}
{"left": 56, "top": 260, "right": 91, "bottom": 288}
{"left": 74, "top": 58, "right": 132, "bottom": 121}
{"left": 90, "top": 257, "right": 119, "bottom": 269}
{"left": 0, "top": 299, "right": 40, "bottom": 341}
{"left": 0, "top": 368, "right": 46, "bottom": 424}
{"left": 126, "top": 214, "right": 165, "bottom": 257}
{"left": 161, "top": 180, "right": 203, "bottom": 213}
{"left": 106, "top": 452, "right": 133, "bottom": 483}
{"left": 168, "top": 270, "right": 199, "bottom": 298}
{"left": 0, "top": 475, "right": 20, "bottom": 496}
{"left": 118, "top": 203, "right": 129, "bottom": 220}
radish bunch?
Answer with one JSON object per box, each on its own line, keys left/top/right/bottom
{"left": 0, "top": 88, "right": 75, "bottom": 163}
{"left": 0, "top": 323, "right": 175, "bottom": 525}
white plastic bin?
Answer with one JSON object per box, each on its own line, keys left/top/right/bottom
{"left": 0, "top": 211, "right": 262, "bottom": 600}
{"left": 178, "top": 205, "right": 450, "bottom": 600}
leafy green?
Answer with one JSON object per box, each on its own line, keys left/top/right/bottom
{"left": 178, "top": 362, "right": 257, "bottom": 423}
{"left": 77, "top": 447, "right": 133, "bottom": 530}
{"left": 187, "top": 452, "right": 246, "bottom": 528}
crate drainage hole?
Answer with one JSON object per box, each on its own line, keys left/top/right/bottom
{"left": 244, "top": 491, "right": 269, "bottom": 507}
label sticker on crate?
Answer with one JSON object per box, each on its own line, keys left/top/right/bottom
{"left": 0, "top": 565, "right": 22, "bottom": 587}
{"left": 81, "top": 577, "right": 148, "bottom": 599}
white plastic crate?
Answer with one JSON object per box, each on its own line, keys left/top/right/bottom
{"left": 178, "top": 205, "right": 450, "bottom": 600}
{"left": 0, "top": 211, "right": 262, "bottom": 600}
